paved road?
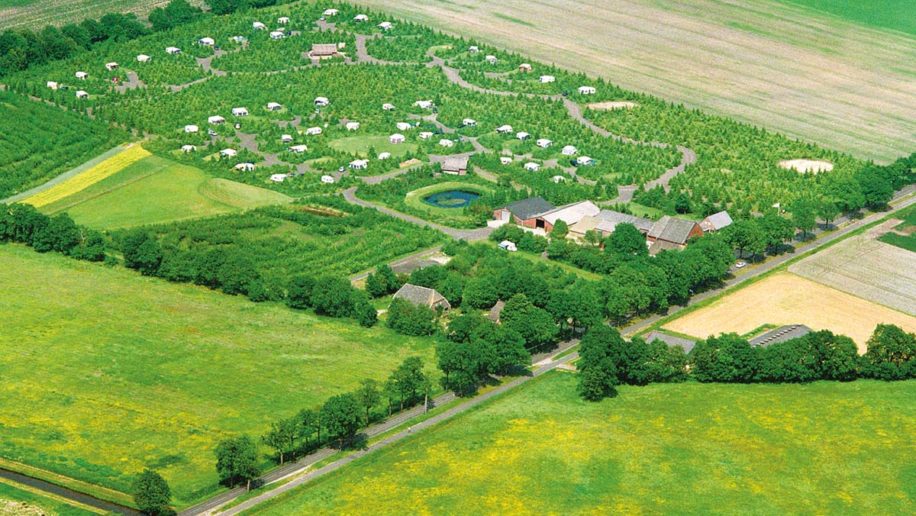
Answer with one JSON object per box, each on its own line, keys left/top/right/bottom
{"left": 0, "top": 468, "right": 139, "bottom": 515}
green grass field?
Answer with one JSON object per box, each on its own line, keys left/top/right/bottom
{"left": 0, "top": 478, "right": 96, "bottom": 516}
{"left": 778, "top": 0, "right": 916, "bottom": 35}
{"left": 403, "top": 182, "right": 492, "bottom": 217}
{"left": 879, "top": 204, "right": 916, "bottom": 252}
{"left": 252, "top": 373, "right": 916, "bottom": 514}
{"left": 41, "top": 155, "right": 292, "bottom": 229}
{"left": 329, "top": 135, "right": 418, "bottom": 158}
{"left": 0, "top": 245, "right": 437, "bottom": 507}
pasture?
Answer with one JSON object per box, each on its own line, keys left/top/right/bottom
{"left": 776, "top": 0, "right": 916, "bottom": 34}
{"left": 663, "top": 272, "right": 916, "bottom": 351}
{"left": 41, "top": 154, "right": 293, "bottom": 229}
{"left": 0, "top": 245, "right": 437, "bottom": 507}
{"left": 360, "top": 0, "right": 916, "bottom": 162}
{"left": 789, "top": 220, "right": 916, "bottom": 316}
{"left": 251, "top": 372, "right": 916, "bottom": 515}
{"left": 0, "top": 478, "right": 96, "bottom": 516}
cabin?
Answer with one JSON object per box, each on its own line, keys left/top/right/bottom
{"left": 439, "top": 139, "right": 454, "bottom": 148}
{"left": 396, "top": 122, "right": 413, "bottom": 131}
{"left": 468, "top": 45, "right": 479, "bottom": 54}
{"left": 253, "top": 21, "right": 267, "bottom": 30}
{"left": 389, "top": 133, "right": 406, "bottom": 144}
{"left": 105, "top": 62, "right": 119, "bottom": 71}
{"left": 269, "top": 31, "right": 285, "bottom": 40}
{"left": 235, "top": 162, "right": 255, "bottom": 171}
{"left": 498, "top": 240, "right": 517, "bottom": 252}
{"left": 700, "top": 211, "right": 733, "bottom": 232}
{"left": 354, "top": 14, "right": 369, "bottom": 22}
{"left": 75, "top": 71, "right": 88, "bottom": 80}
{"left": 265, "top": 102, "right": 282, "bottom": 111}
{"left": 568, "top": 210, "right": 654, "bottom": 241}
{"left": 220, "top": 148, "right": 237, "bottom": 157}
{"left": 305, "top": 127, "right": 322, "bottom": 136}
{"left": 281, "top": 134, "right": 293, "bottom": 143}
{"left": 493, "top": 197, "right": 555, "bottom": 227}
{"left": 462, "top": 118, "right": 476, "bottom": 127}
{"left": 519, "top": 63, "right": 532, "bottom": 73}
{"left": 270, "top": 173, "right": 288, "bottom": 183}
{"left": 314, "top": 96, "right": 330, "bottom": 107}
{"left": 310, "top": 43, "right": 339, "bottom": 58}
{"left": 289, "top": 144, "right": 308, "bottom": 153}
{"left": 136, "top": 54, "right": 151, "bottom": 63}
{"left": 323, "top": 9, "right": 339, "bottom": 17}
{"left": 414, "top": 100, "right": 433, "bottom": 109}
{"left": 552, "top": 175, "right": 565, "bottom": 183}
{"left": 165, "top": 46, "right": 181, "bottom": 55}
{"left": 578, "top": 86, "right": 596, "bottom": 95}
{"left": 46, "top": 81, "right": 59, "bottom": 90}
{"left": 75, "top": 90, "right": 89, "bottom": 99}
{"left": 496, "top": 125, "right": 513, "bottom": 134}
{"left": 232, "top": 107, "right": 249, "bottom": 116}
{"left": 442, "top": 155, "right": 469, "bottom": 175}
{"left": 536, "top": 201, "right": 601, "bottom": 233}
{"left": 184, "top": 124, "right": 199, "bottom": 133}
{"left": 536, "top": 138, "right": 552, "bottom": 149}
{"left": 419, "top": 131, "right": 434, "bottom": 140}
{"left": 378, "top": 152, "right": 391, "bottom": 160}
{"left": 485, "top": 55, "right": 498, "bottom": 64}
{"left": 561, "top": 145, "right": 578, "bottom": 156}
{"left": 349, "top": 159, "right": 368, "bottom": 170}
{"left": 345, "top": 121, "right": 360, "bottom": 131}
{"left": 516, "top": 131, "right": 530, "bottom": 140}
{"left": 646, "top": 216, "right": 703, "bottom": 253}
{"left": 382, "top": 103, "right": 396, "bottom": 111}
{"left": 539, "top": 75, "right": 555, "bottom": 83}
{"left": 378, "top": 21, "right": 393, "bottom": 30}
{"left": 524, "top": 162, "right": 540, "bottom": 172}
{"left": 198, "top": 37, "right": 215, "bottom": 46}
{"left": 181, "top": 144, "right": 196, "bottom": 153}
{"left": 393, "top": 284, "right": 451, "bottom": 311}
{"left": 500, "top": 156, "right": 513, "bottom": 165}
{"left": 208, "top": 115, "right": 225, "bottom": 124}
{"left": 277, "top": 16, "right": 290, "bottom": 25}
{"left": 576, "top": 156, "right": 594, "bottom": 166}
{"left": 321, "top": 175, "right": 335, "bottom": 184}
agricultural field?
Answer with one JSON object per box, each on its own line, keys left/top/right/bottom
{"left": 252, "top": 372, "right": 916, "bottom": 515}
{"left": 878, "top": 203, "right": 916, "bottom": 252}
{"left": 776, "top": 0, "right": 916, "bottom": 34}
{"left": 0, "top": 91, "right": 126, "bottom": 200}
{"left": 0, "top": 244, "right": 437, "bottom": 507}
{"left": 663, "top": 272, "right": 916, "bottom": 351}
{"left": 0, "top": 0, "right": 204, "bottom": 30}
{"left": 360, "top": 0, "right": 916, "bottom": 163}
{"left": 789, "top": 220, "right": 916, "bottom": 316}
{"left": 0, "top": 478, "right": 96, "bottom": 516}
{"left": 40, "top": 154, "right": 293, "bottom": 229}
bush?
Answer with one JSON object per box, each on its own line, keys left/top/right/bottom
{"left": 386, "top": 298, "right": 437, "bottom": 336}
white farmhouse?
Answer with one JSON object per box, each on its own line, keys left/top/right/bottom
{"left": 165, "top": 46, "right": 181, "bottom": 55}
{"left": 305, "top": 126, "right": 323, "bottom": 136}
{"left": 277, "top": 16, "right": 290, "bottom": 25}
{"left": 462, "top": 118, "right": 476, "bottom": 127}
{"left": 468, "top": 45, "right": 479, "bottom": 54}
{"left": 439, "top": 139, "right": 454, "bottom": 148}
{"left": 578, "top": 85, "right": 596, "bottom": 95}
{"left": 208, "top": 115, "right": 225, "bottom": 124}
{"left": 269, "top": 31, "right": 285, "bottom": 40}
{"left": 280, "top": 134, "right": 293, "bottom": 143}
{"left": 75, "top": 90, "right": 89, "bottom": 99}
{"left": 496, "top": 124, "right": 513, "bottom": 134}
{"left": 198, "top": 37, "right": 215, "bottom": 46}
{"left": 46, "top": 81, "right": 59, "bottom": 90}
{"left": 349, "top": 159, "right": 368, "bottom": 170}
{"left": 524, "top": 162, "right": 540, "bottom": 172}
{"left": 253, "top": 21, "right": 267, "bottom": 30}
{"left": 184, "top": 124, "right": 199, "bottom": 133}
{"left": 382, "top": 103, "right": 396, "bottom": 111}
{"left": 396, "top": 122, "right": 413, "bottom": 131}
{"left": 354, "top": 14, "right": 369, "bottom": 22}
{"left": 561, "top": 145, "right": 578, "bottom": 156}
{"left": 576, "top": 156, "right": 594, "bottom": 166}
{"left": 220, "top": 148, "right": 238, "bottom": 157}
{"left": 539, "top": 75, "right": 555, "bottom": 84}
{"left": 265, "top": 102, "right": 282, "bottom": 111}
{"left": 378, "top": 152, "right": 391, "bottom": 160}
{"left": 485, "top": 55, "right": 497, "bottom": 64}
{"left": 105, "top": 62, "right": 119, "bottom": 71}
{"left": 519, "top": 63, "right": 532, "bottom": 73}
{"left": 314, "top": 96, "right": 330, "bottom": 107}
{"left": 323, "top": 9, "right": 339, "bottom": 17}
{"left": 235, "top": 162, "right": 255, "bottom": 171}
{"left": 516, "top": 131, "right": 530, "bottom": 140}
{"left": 414, "top": 100, "right": 433, "bottom": 109}
{"left": 536, "top": 138, "right": 552, "bottom": 149}
{"left": 500, "top": 156, "right": 513, "bottom": 165}
{"left": 419, "top": 131, "right": 433, "bottom": 140}
{"left": 75, "top": 71, "right": 88, "bottom": 80}
{"left": 389, "top": 133, "right": 405, "bottom": 144}
{"left": 552, "top": 175, "right": 566, "bottom": 183}
{"left": 136, "top": 54, "right": 151, "bottom": 63}
{"left": 181, "top": 144, "right": 197, "bottom": 153}
{"left": 321, "top": 175, "right": 336, "bottom": 183}
{"left": 270, "top": 173, "right": 289, "bottom": 183}
{"left": 378, "top": 21, "right": 393, "bottom": 31}
{"left": 232, "top": 107, "right": 249, "bottom": 116}
{"left": 345, "top": 121, "right": 360, "bottom": 131}
{"left": 289, "top": 144, "right": 308, "bottom": 153}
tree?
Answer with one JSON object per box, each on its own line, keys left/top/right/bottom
{"left": 349, "top": 289, "right": 378, "bottom": 327}
{"left": 297, "top": 408, "right": 320, "bottom": 448}
{"left": 789, "top": 199, "right": 816, "bottom": 240}
{"left": 691, "top": 334, "right": 759, "bottom": 383}
{"left": 122, "top": 230, "right": 162, "bottom": 275}
{"left": 861, "top": 324, "right": 916, "bottom": 380}
{"left": 551, "top": 219, "right": 569, "bottom": 239}
{"left": 499, "top": 293, "right": 557, "bottom": 350}
{"left": 366, "top": 264, "right": 400, "bottom": 297}
{"left": 310, "top": 276, "right": 355, "bottom": 317}
{"left": 576, "top": 326, "right": 625, "bottom": 400}
{"left": 386, "top": 298, "right": 437, "bottom": 336}
{"left": 856, "top": 166, "right": 894, "bottom": 209}
{"left": 461, "top": 276, "right": 499, "bottom": 308}
{"left": 286, "top": 275, "right": 315, "bottom": 309}
{"left": 132, "top": 469, "right": 171, "bottom": 515}
{"left": 809, "top": 331, "right": 859, "bottom": 381}
{"left": 355, "top": 379, "right": 381, "bottom": 424}
{"left": 321, "top": 393, "right": 363, "bottom": 448}
{"left": 605, "top": 223, "right": 647, "bottom": 257}
{"left": 726, "top": 219, "right": 765, "bottom": 259}
{"left": 757, "top": 211, "right": 794, "bottom": 253}
{"left": 817, "top": 200, "right": 840, "bottom": 229}
{"left": 436, "top": 339, "right": 481, "bottom": 396}
{"left": 261, "top": 417, "right": 298, "bottom": 464}
{"left": 207, "top": 0, "right": 246, "bottom": 15}
{"left": 578, "top": 357, "right": 618, "bottom": 401}
{"left": 149, "top": 0, "right": 202, "bottom": 31}
{"left": 386, "top": 357, "right": 428, "bottom": 410}
{"left": 214, "top": 435, "right": 260, "bottom": 490}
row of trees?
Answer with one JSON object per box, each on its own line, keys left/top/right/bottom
{"left": 578, "top": 323, "right": 916, "bottom": 401}
{"left": 0, "top": 204, "right": 106, "bottom": 261}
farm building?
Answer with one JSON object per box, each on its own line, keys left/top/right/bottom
{"left": 647, "top": 216, "right": 703, "bottom": 253}
{"left": 321, "top": 175, "right": 335, "bottom": 184}
{"left": 310, "top": 43, "right": 340, "bottom": 58}
{"left": 349, "top": 159, "right": 368, "bottom": 170}
{"left": 516, "top": 131, "right": 530, "bottom": 140}
{"left": 184, "top": 124, "right": 199, "bottom": 133}
{"left": 235, "top": 162, "right": 255, "bottom": 171}
{"left": 383, "top": 103, "right": 396, "bottom": 111}
{"left": 378, "top": 152, "right": 391, "bottom": 160}
{"left": 232, "top": 107, "right": 249, "bottom": 116}
{"left": 576, "top": 156, "right": 594, "bottom": 166}
{"left": 468, "top": 45, "right": 479, "bottom": 53}
{"left": 314, "top": 96, "right": 330, "bottom": 107}
{"left": 208, "top": 115, "right": 225, "bottom": 125}
{"left": 539, "top": 75, "right": 555, "bottom": 83}
{"left": 492, "top": 197, "right": 555, "bottom": 227}
{"left": 485, "top": 55, "right": 498, "bottom": 64}
{"left": 220, "top": 148, "right": 237, "bottom": 157}
{"left": 75, "top": 71, "right": 88, "bottom": 80}
{"left": 393, "top": 284, "right": 451, "bottom": 311}
{"left": 289, "top": 144, "right": 308, "bottom": 153}
{"left": 396, "top": 122, "right": 413, "bottom": 131}
{"left": 441, "top": 155, "right": 469, "bottom": 175}
{"left": 281, "top": 134, "right": 293, "bottom": 143}
{"left": 578, "top": 86, "right": 597, "bottom": 95}
{"left": 749, "top": 325, "right": 812, "bottom": 347}
{"left": 277, "top": 16, "right": 289, "bottom": 24}
{"left": 536, "top": 201, "right": 601, "bottom": 232}
{"left": 270, "top": 173, "right": 288, "bottom": 182}
{"left": 519, "top": 63, "right": 532, "bottom": 73}
{"left": 536, "top": 138, "right": 552, "bottom": 148}
{"left": 253, "top": 21, "right": 267, "bottom": 30}
{"left": 181, "top": 144, "right": 196, "bottom": 153}
{"left": 198, "top": 37, "right": 215, "bottom": 46}
{"left": 562, "top": 145, "right": 578, "bottom": 156}
{"left": 496, "top": 125, "right": 513, "bottom": 134}
{"left": 354, "top": 14, "right": 369, "bottom": 22}
{"left": 439, "top": 139, "right": 454, "bottom": 148}
{"left": 524, "top": 162, "right": 540, "bottom": 172}
{"left": 105, "top": 62, "right": 118, "bottom": 71}
{"left": 498, "top": 241, "right": 517, "bottom": 252}
{"left": 389, "top": 133, "right": 406, "bottom": 144}
{"left": 165, "top": 46, "right": 181, "bottom": 54}
{"left": 414, "top": 100, "right": 434, "bottom": 109}
{"left": 75, "top": 90, "right": 89, "bottom": 99}
{"left": 46, "top": 81, "right": 58, "bottom": 90}
{"left": 500, "top": 156, "right": 513, "bottom": 165}
{"left": 419, "top": 131, "right": 434, "bottom": 140}
{"left": 270, "top": 31, "right": 285, "bottom": 40}
{"left": 700, "top": 211, "right": 734, "bottom": 232}
{"left": 323, "top": 8, "right": 338, "bottom": 16}
{"left": 378, "top": 21, "right": 393, "bottom": 30}
{"left": 345, "top": 121, "right": 360, "bottom": 131}
{"left": 136, "top": 54, "right": 151, "bottom": 63}
{"left": 568, "top": 210, "right": 654, "bottom": 241}
{"left": 305, "top": 127, "right": 322, "bottom": 135}
{"left": 462, "top": 118, "right": 477, "bottom": 127}
{"left": 266, "top": 102, "right": 282, "bottom": 111}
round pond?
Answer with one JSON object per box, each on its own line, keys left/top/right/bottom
{"left": 422, "top": 189, "right": 481, "bottom": 208}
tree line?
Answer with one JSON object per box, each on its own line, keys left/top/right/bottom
{"left": 0, "top": 204, "right": 106, "bottom": 262}
{"left": 578, "top": 323, "right": 916, "bottom": 401}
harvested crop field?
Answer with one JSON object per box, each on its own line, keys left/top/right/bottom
{"left": 587, "top": 101, "right": 638, "bottom": 110}
{"left": 789, "top": 220, "right": 916, "bottom": 315}
{"left": 361, "top": 0, "right": 916, "bottom": 162}
{"left": 663, "top": 272, "right": 916, "bottom": 351}
{"left": 0, "top": 0, "right": 203, "bottom": 30}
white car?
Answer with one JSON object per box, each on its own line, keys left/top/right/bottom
{"left": 735, "top": 261, "right": 748, "bottom": 269}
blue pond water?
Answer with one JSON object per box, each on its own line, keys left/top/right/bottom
{"left": 422, "top": 189, "right": 481, "bottom": 208}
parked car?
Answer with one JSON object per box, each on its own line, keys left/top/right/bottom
{"left": 735, "top": 260, "right": 748, "bottom": 269}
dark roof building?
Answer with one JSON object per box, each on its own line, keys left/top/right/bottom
{"left": 645, "top": 330, "right": 697, "bottom": 353}
{"left": 393, "top": 283, "right": 451, "bottom": 310}
{"left": 749, "top": 324, "right": 812, "bottom": 347}
{"left": 647, "top": 216, "right": 703, "bottom": 254}
{"left": 441, "top": 155, "right": 469, "bottom": 175}
{"left": 502, "top": 197, "right": 555, "bottom": 221}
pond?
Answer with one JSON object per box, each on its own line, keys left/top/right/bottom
{"left": 422, "top": 189, "right": 481, "bottom": 208}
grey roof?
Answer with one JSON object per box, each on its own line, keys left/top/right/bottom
{"left": 648, "top": 216, "right": 699, "bottom": 245}
{"left": 311, "top": 43, "right": 339, "bottom": 55}
{"left": 645, "top": 330, "right": 697, "bottom": 353}
{"left": 487, "top": 300, "right": 505, "bottom": 323}
{"left": 749, "top": 325, "right": 812, "bottom": 347}
{"left": 393, "top": 283, "right": 450, "bottom": 310}
{"left": 503, "top": 197, "right": 554, "bottom": 220}
{"left": 442, "top": 155, "right": 469, "bottom": 172}
{"left": 391, "top": 259, "right": 439, "bottom": 275}
{"left": 701, "top": 211, "right": 733, "bottom": 232}
{"left": 595, "top": 210, "right": 654, "bottom": 233}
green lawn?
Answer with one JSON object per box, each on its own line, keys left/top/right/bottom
{"left": 878, "top": 203, "right": 916, "bottom": 252}
{"left": 251, "top": 373, "right": 916, "bottom": 514}
{"left": 42, "top": 155, "right": 292, "bottom": 229}
{"left": 0, "top": 245, "right": 437, "bottom": 507}
{"left": 777, "top": 0, "right": 916, "bottom": 35}
{"left": 329, "top": 135, "right": 418, "bottom": 158}
{"left": 0, "top": 478, "right": 96, "bottom": 516}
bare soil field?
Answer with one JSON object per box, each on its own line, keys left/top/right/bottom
{"left": 789, "top": 221, "right": 916, "bottom": 315}
{"left": 664, "top": 272, "right": 916, "bottom": 351}
{"left": 587, "top": 101, "right": 638, "bottom": 110}
{"left": 361, "top": 0, "right": 916, "bottom": 162}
